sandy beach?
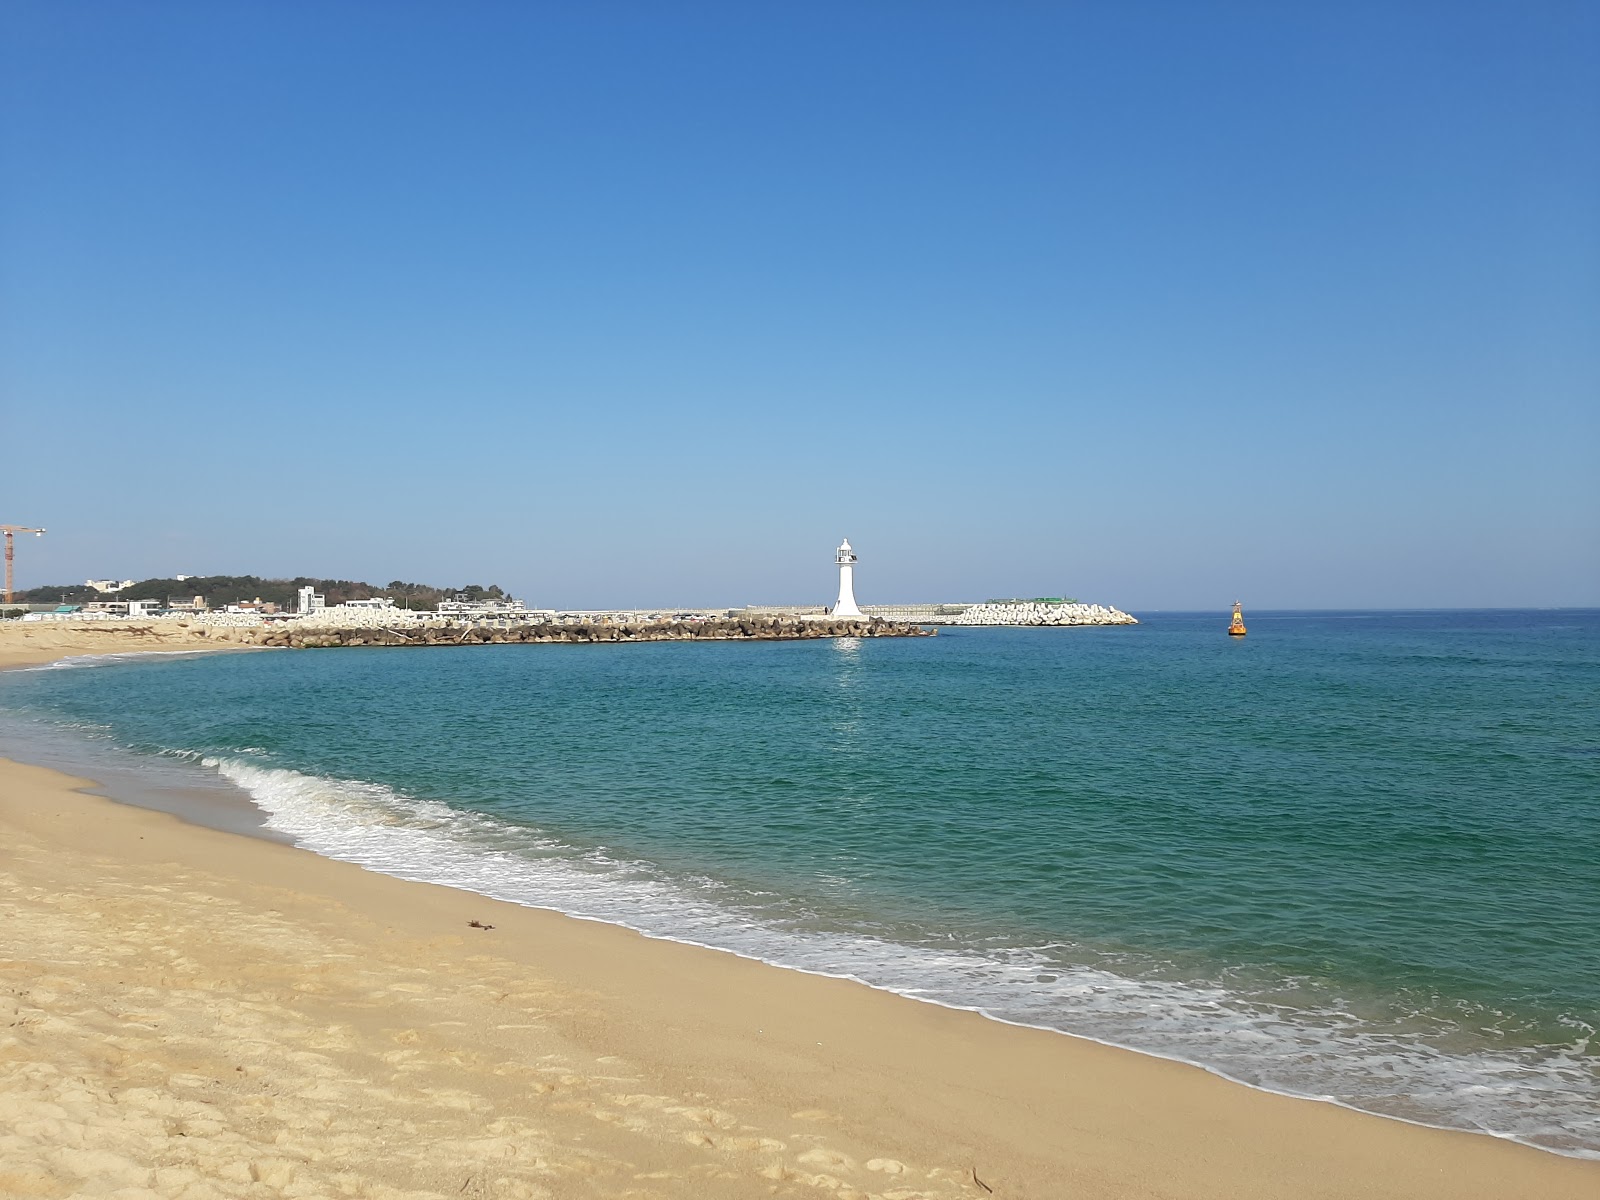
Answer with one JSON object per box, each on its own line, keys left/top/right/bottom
{"left": 0, "top": 623, "right": 262, "bottom": 673}
{"left": 2, "top": 633, "right": 1597, "bottom": 1199}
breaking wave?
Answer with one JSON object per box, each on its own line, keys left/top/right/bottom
{"left": 207, "top": 755, "right": 1599, "bottom": 1159}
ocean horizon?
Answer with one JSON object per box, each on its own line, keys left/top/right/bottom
{"left": 3, "top": 608, "right": 1595, "bottom": 1158}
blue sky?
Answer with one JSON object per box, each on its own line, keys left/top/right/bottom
{"left": 3, "top": 1, "right": 1595, "bottom": 609}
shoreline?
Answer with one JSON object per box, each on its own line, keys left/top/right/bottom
{"left": 2, "top": 636, "right": 1597, "bottom": 1196}
{"left": 25, "top": 709, "right": 1600, "bottom": 1166}
{"left": 0, "top": 623, "right": 267, "bottom": 672}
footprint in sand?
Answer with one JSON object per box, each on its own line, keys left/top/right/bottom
{"left": 797, "top": 1146, "right": 857, "bottom": 1171}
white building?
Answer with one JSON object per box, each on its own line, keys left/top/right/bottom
{"left": 297, "top": 586, "right": 326, "bottom": 614}
{"left": 85, "top": 578, "right": 135, "bottom": 594}
{"left": 831, "top": 539, "right": 863, "bottom": 618}
{"left": 340, "top": 597, "right": 395, "bottom": 610}
{"left": 435, "top": 595, "right": 539, "bottom": 620}
{"left": 82, "top": 599, "right": 161, "bottom": 618}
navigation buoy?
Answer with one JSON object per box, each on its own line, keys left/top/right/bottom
{"left": 1228, "top": 601, "right": 1247, "bottom": 637}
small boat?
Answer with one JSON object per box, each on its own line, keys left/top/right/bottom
{"left": 1228, "top": 602, "right": 1247, "bottom": 637}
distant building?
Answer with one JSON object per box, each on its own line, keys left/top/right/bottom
{"left": 85, "top": 578, "right": 136, "bottom": 594}
{"left": 166, "top": 596, "right": 208, "bottom": 613}
{"left": 297, "top": 586, "right": 326, "bottom": 614}
{"left": 435, "top": 594, "right": 539, "bottom": 620}
{"left": 82, "top": 599, "right": 162, "bottom": 618}
{"left": 339, "top": 597, "right": 395, "bottom": 610}
{"left": 22, "top": 606, "right": 82, "bottom": 622}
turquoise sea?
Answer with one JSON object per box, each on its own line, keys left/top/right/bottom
{"left": 2, "top": 610, "right": 1596, "bottom": 1156}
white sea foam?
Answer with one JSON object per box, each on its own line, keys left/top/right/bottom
{"left": 207, "top": 756, "right": 1599, "bottom": 1159}
{"left": 19, "top": 649, "right": 240, "bottom": 671}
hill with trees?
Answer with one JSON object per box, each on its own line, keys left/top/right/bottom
{"left": 15, "top": 576, "right": 508, "bottom": 612}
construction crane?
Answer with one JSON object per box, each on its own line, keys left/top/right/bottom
{"left": 2, "top": 526, "right": 46, "bottom": 604}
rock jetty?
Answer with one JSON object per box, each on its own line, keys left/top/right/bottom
{"left": 769, "top": 601, "right": 1137, "bottom": 626}
{"left": 944, "top": 602, "right": 1137, "bottom": 627}
{"left": 255, "top": 615, "right": 931, "bottom": 649}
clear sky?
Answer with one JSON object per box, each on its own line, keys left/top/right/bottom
{"left": 3, "top": 1, "right": 1596, "bottom": 610}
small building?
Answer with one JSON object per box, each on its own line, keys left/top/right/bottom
{"left": 85, "top": 578, "right": 136, "bottom": 594}
{"left": 297, "top": 586, "right": 326, "bottom": 614}
{"left": 81, "top": 599, "right": 163, "bottom": 618}
{"left": 339, "top": 597, "right": 395, "bottom": 610}
{"left": 22, "top": 605, "right": 84, "bottom": 622}
{"left": 435, "top": 595, "right": 540, "bottom": 620}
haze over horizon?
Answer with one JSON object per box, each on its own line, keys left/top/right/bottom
{"left": 3, "top": 2, "right": 1596, "bottom": 611}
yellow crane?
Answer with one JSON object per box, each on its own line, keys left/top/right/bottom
{"left": 2, "top": 525, "right": 46, "bottom": 604}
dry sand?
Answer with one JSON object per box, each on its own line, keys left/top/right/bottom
{"left": 0, "top": 622, "right": 262, "bottom": 672}
{"left": 1, "top": 631, "right": 1596, "bottom": 1199}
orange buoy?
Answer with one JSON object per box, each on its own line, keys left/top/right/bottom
{"left": 1228, "top": 601, "right": 1247, "bottom": 636}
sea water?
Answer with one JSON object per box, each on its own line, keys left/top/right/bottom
{"left": 2, "top": 610, "right": 1595, "bottom": 1156}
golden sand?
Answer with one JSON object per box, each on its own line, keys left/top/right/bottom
{"left": 0, "top": 622, "right": 260, "bottom": 672}
{"left": 1, "top": 629, "right": 1596, "bottom": 1198}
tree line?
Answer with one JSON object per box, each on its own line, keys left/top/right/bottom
{"left": 15, "top": 576, "right": 509, "bottom": 611}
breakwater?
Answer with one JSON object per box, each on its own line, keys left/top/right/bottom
{"left": 744, "top": 602, "right": 1137, "bottom": 626}
{"left": 256, "top": 615, "right": 931, "bottom": 649}
{"left": 943, "top": 601, "right": 1136, "bottom": 626}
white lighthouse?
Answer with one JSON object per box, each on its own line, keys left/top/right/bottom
{"left": 831, "top": 539, "right": 863, "bottom": 618}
